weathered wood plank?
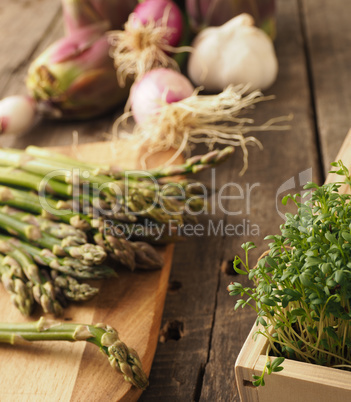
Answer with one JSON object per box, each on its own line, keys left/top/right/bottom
{"left": 139, "top": 159, "right": 238, "bottom": 401}
{"left": 0, "top": 15, "right": 64, "bottom": 100}
{"left": 199, "top": 0, "right": 322, "bottom": 400}
{"left": 301, "top": 0, "right": 351, "bottom": 174}
{"left": 142, "top": 0, "right": 321, "bottom": 398}
{"left": 0, "top": 0, "right": 62, "bottom": 96}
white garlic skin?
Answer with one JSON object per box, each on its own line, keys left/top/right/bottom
{"left": 187, "top": 13, "right": 279, "bottom": 92}
{"left": 0, "top": 95, "right": 36, "bottom": 136}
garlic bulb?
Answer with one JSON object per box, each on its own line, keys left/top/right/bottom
{"left": 187, "top": 13, "right": 278, "bottom": 92}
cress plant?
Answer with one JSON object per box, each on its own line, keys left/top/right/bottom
{"left": 229, "top": 161, "right": 351, "bottom": 386}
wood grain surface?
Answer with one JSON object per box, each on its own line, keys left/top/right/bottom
{"left": 0, "top": 0, "right": 351, "bottom": 400}
{"left": 301, "top": 0, "right": 351, "bottom": 174}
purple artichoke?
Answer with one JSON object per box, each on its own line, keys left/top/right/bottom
{"left": 61, "top": 0, "right": 138, "bottom": 34}
{"left": 186, "top": 0, "right": 276, "bottom": 38}
{"left": 26, "top": 23, "right": 129, "bottom": 120}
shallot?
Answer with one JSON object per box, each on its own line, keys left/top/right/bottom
{"left": 108, "top": 0, "right": 189, "bottom": 86}
{"left": 26, "top": 22, "right": 128, "bottom": 119}
{"left": 130, "top": 68, "right": 194, "bottom": 124}
{"left": 0, "top": 96, "right": 36, "bottom": 136}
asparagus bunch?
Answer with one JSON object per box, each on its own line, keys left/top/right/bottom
{"left": 0, "top": 317, "right": 148, "bottom": 389}
{"left": 0, "top": 145, "right": 233, "bottom": 316}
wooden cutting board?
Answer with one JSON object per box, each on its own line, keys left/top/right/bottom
{"left": 0, "top": 141, "right": 180, "bottom": 401}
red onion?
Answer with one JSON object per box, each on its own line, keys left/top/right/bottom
{"left": 133, "top": 0, "right": 183, "bottom": 47}
{"left": 130, "top": 68, "right": 194, "bottom": 124}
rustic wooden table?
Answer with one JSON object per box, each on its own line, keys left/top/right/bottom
{"left": 1, "top": 0, "right": 351, "bottom": 400}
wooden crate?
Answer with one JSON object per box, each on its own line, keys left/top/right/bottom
{"left": 235, "top": 323, "right": 351, "bottom": 402}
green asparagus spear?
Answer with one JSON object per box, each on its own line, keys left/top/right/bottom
{"left": 26, "top": 146, "right": 103, "bottom": 171}
{"left": 0, "top": 206, "right": 88, "bottom": 242}
{"left": 0, "top": 241, "right": 63, "bottom": 315}
{"left": 0, "top": 185, "right": 92, "bottom": 230}
{"left": 0, "top": 148, "right": 219, "bottom": 219}
{"left": 50, "top": 271, "right": 99, "bottom": 302}
{"left": 130, "top": 242, "right": 164, "bottom": 270}
{"left": 0, "top": 188, "right": 166, "bottom": 267}
{"left": 94, "top": 231, "right": 136, "bottom": 270}
{"left": 0, "top": 185, "right": 180, "bottom": 244}
{"left": 1, "top": 204, "right": 146, "bottom": 271}
{"left": 25, "top": 145, "right": 235, "bottom": 178}
{"left": 0, "top": 254, "right": 34, "bottom": 316}
{"left": 0, "top": 148, "right": 114, "bottom": 188}
{"left": 0, "top": 167, "right": 72, "bottom": 196}
{"left": 0, "top": 317, "right": 149, "bottom": 389}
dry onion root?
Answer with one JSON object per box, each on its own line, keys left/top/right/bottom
{"left": 108, "top": 1, "right": 191, "bottom": 87}
{"left": 112, "top": 85, "right": 292, "bottom": 175}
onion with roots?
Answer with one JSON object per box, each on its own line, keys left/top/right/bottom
{"left": 130, "top": 68, "right": 194, "bottom": 124}
{"left": 108, "top": 0, "right": 190, "bottom": 86}
{"left": 113, "top": 68, "right": 291, "bottom": 174}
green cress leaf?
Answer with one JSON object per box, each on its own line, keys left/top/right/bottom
{"left": 341, "top": 232, "right": 351, "bottom": 243}
{"left": 234, "top": 299, "right": 245, "bottom": 310}
{"left": 234, "top": 266, "right": 248, "bottom": 275}
{"left": 233, "top": 256, "right": 245, "bottom": 273}
{"left": 283, "top": 288, "right": 302, "bottom": 299}
{"left": 335, "top": 270, "right": 345, "bottom": 284}
{"left": 271, "top": 357, "right": 285, "bottom": 371}
{"left": 290, "top": 308, "right": 306, "bottom": 317}
{"left": 324, "top": 326, "right": 339, "bottom": 342}
{"left": 265, "top": 256, "right": 278, "bottom": 269}
{"left": 261, "top": 297, "right": 275, "bottom": 307}
{"left": 325, "top": 232, "right": 338, "bottom": 244}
